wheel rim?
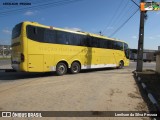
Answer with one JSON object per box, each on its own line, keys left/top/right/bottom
{"left": 58, "top": 65, "right": 65, "bottom": 74}
{"left": 72, "top": 65, "right": 79, "bottom": 73}
{"left": 119, "top": 61, "right": 123, "bottom": 68}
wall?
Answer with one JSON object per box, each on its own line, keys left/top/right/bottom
{"left": 156, "top": 54, "right": 160, "bottom": 74}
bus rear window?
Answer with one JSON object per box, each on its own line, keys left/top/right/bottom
{"left": 12, "top": 23, "right": 22, "bottom": 39}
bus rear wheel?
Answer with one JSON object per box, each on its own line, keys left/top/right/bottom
{"left": 70, "top": 62, "right": 81, "bottom": 74}
{"left": 56, "top": 62, "right": 67, "bottom": 76}
{"left": 118, "top": 61, "right": 124, "bottom": 69}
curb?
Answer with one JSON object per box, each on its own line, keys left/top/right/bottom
{"left": 134, "top": 71, "right": 160, "bottom": 113}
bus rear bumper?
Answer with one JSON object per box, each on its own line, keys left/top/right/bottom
{"left": 12, "top": 63, "right": 20, "bottom": 71}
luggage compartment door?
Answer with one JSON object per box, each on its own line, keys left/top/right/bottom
{"left": 28, "top": 55, "right": 43, "bottom": 72}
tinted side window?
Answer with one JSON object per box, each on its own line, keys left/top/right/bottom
{"left": 108, "top": 40, "right": 113, "bottom": 49}
{"left": 27, "top": 25, "right": 36, "bottom": 41}
{"left": 83, "top": 36, "right": 91, "bottom": 47}
{"left": 56, "top": 31, "right": 68, "bottom": 44}
{"left": 90, "top": 37, "right": 99, "bottom": 47}
{"left": 79, "top": 35, "right": 86, "bottom": 46}
{"left": 104, "top": 40, "right": 108, "bottom": 49}
{"left": 113, "top": 41, "right": 117, "bottom": 49}
{"left": 100, "top": 38, "right": 108, "bottom": 48}
{"left": 37, "top": 27, "right": 45, "bottom": 42}
{"left": 44, "top": 29, "right": 57, "bottom": 43}
{"left": 68, "top": 33, "right": 81, "bottom": 46}
{"left": 113, "top": 41, "right": 123, "bottom": 50}
{"left": 99, "top": 39, "right": 104, "bottom": 48}
{"left": 27, "top": 25, "right": 44, "bottom": 42}
{"left": 26, "top": 25, "right": 126, "bottom": 51}
{"left": 117, "top": 42, "right": 123, "bottom": 50}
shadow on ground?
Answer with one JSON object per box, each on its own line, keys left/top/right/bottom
{"left": 0, "top": 68, "right": 115, "bottom": 81}
{"left": 133, "top": 70, "right": 160, "bottom": 112}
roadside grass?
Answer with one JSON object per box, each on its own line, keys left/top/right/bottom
{"left": 0, "top": 57, "right": 11, "bottom": 60}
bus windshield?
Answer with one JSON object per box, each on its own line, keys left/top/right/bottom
{"left": 124, "top": 43, "right": 129, "bottom": 59}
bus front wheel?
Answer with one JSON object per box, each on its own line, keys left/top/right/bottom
{"left": 56, "top": 62, "right": 67, "bottom": 76}
{"left": 118, "top": 61, "right": 124, "bottom": 69}
{"left": 70, "top": 62, "right": 81, "bottom": 74}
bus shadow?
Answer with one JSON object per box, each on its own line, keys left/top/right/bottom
{"left": 132, "top": 72, "right": 158, "bottom": 113}
{"left": 80, "top": 67, "right": 115, "bottom": 73}
{"left": 0, "top": 72, "right": 54, "bottom": 81}
{"left": 0, "top": 68, "right": 116, "bottom": 80}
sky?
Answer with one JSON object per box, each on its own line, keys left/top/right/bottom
{"left": 0, "top": 0, "right": 160, "bottom": 50}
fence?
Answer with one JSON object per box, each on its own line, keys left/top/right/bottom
{"left": 0, "top": 45, "right": 11, "bottom": 58}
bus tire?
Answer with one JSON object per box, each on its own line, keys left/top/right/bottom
{"left": 70, "top": 62, "right": 81, "bottom": 74}
{"left": 118, "top": 61, "right": 124, "bottom": 69}
{"left": 56, "top": 62, "right": 67, "bottom": 76}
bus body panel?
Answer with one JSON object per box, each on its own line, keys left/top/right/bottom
{"left": 44, "top": 54, "right": 55, "bottom": 72}
{"left": 28, "top": 54, "right": 43, "bottom": 72}
{"left": 11, "top": 21, "right": 130, "bottom": 73}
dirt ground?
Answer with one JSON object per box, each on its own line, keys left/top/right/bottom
{"left": 0, "top": 67, "right": 151, "bottom": 120}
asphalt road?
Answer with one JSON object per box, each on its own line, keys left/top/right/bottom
{"left": 0, "top": 59, "right": 11, "bottom": 66}
{"left": 128, "top": 61, "right": 156, "bottom": 70}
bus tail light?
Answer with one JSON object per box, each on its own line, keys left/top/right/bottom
{"left": 21, "top": 53, "right": 24, "bottom": 62}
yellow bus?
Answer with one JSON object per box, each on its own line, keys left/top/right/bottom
{"left": 11, "top": 21, "right": 129, "bottom": 75}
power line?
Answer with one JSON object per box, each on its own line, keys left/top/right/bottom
{"left": 102, "top": 0, "right": 139, "bottom": 36}
{"left": 102, "top": 0, "right": 126, "bottom": 33}
{"left": 109, "top": 8, "right": 139, "bottom": 37}
{"left": 105, "top": 0, "right": 131, "bottom": 34}
{"left": 0, "top": 0, "right": 84, "bottom": 16}
{"left": 101, "top": 0, "right": 140, "bottom": 36}
{"left": 131, "top": 0, "right": 140, "bottom": 8}
{"left": 110, "top": 1, "right": 137, "bottom": 32}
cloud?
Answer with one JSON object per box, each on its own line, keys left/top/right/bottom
{"left": 2, "top": 29, "right": 11, "bottom": 35}
{"left": 148, "top": 36, "right": 155, "bottom": 40}
{"left": 24, "top": 10, "right": 38, "bottom": 16}
{"left": 106, "top": 27, "right": 114, "bottom": 30}
{"left": 0, "top": 38, "right": 10, "bottom": 45}
{"left": 40, "top": 18, "right": 45, "bottom": 21}
{"left": 64, "top": 27, "right": 81, "bottom": 32}
{"left": 131, "top": 36, "right": 137, "bottom": 39}
{"left": 144, "top": 35, "right": 160, "bottom": 40}
{"left": 156, "top": 35, "right": 160, "bottom": 38}
{"left": 156, "top": 11, "right": 160, "bottom": 15}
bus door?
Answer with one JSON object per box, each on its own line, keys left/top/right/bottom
{"left": 28, "top": 54, "right": 43, "bottom": 72}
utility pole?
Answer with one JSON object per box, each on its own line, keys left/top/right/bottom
{"left": 136, "top": 0, "right": 145, "bottom": 72}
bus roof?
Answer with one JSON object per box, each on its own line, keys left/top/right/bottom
{"left": 23, "top": 21, "right": 127, "bottom": 44}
